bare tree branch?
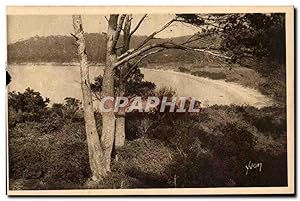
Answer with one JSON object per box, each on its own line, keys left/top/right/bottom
{"left": 70, "top": 33, "right": 79, "bottom": 40}
{"left": 134, "top": 18, "right": 176, "bottom": 50}
{"left": 114, "top": 14, "right": 235, "bottom": 69}
{"left": 118, "top": 16, "right": 196, "bottom": 61}
{"left": 114, "top": 44, "right": 160, "bottom": 68}
{"left": 130, "top": 14, "right": 147, "bottom": 37}
{"left": 159, "top": 42, "right": 231, "bottom": 60}
{"left": 111, "top": 14, "right": 126, "bottom": 51}
{"left": 116, "top": 30, "right": 221, "bottom": 68}
{"left": 122, "top": 14, "right": 132, "bottom": 53}
{"left": 114, "top": 41, "right": 231, "bottom": 69}
{"left": 115, "top": 45, "right": 125, "bottom": 50}
{"left": 123, "top": 48, "right": 165, "bottom": 79}
{"left": 180, "top": 31, "right": 217, "bottom": 46}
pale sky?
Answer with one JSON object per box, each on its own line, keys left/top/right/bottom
{"left": 7, "top": 15, "right": 199, "bottom": 43}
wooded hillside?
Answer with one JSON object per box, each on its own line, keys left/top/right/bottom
{"left": 8, "top": 33, "right": 221, "bottom": 64}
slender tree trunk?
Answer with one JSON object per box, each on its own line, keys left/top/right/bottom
{"left": 115, "top": 116, "right": 126, "bottom": 147}
{"left": 72, "top": 15, "right": 105, "bottom": 180}
{"left": 114, "top": 80, "right": 126, "bottom": 148}
{"left": 115, "top": 15, "right": 131, "bottom": 149}
{"left": 100, "top": 15, "right": 118, "bottom": 172}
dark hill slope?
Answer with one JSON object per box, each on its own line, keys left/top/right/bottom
{"left": 8, "top": 33, "right": 221, "bottom": 64}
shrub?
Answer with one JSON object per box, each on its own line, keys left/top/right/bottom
{"left": 42, "top": 141, "right": 90, "bottom": 189}
{"left": 125, "top": 113, "right": 158, "bottom": 140}
{"left": 192, "top": 71, "right": 227, "bottom": 80}
{"left": 144, "top": 105, "right": 287, "bottom": 187}
{"left": 62, "top": 97, "right": 82, "bottom": 120}
{"left": 178, "top": 67, "right": 190, "bottom": 73}
{"left": 9, "top": 122, "right": 91, "bottom": 190}
{"left": 9, "top": 122, "right": 42, "bottom": 139}
{"left": 9, "top": 135, "right": 54, "bottom": 180}
{"left": 258, "top": 68, "right": 286, "bottom": 104}
{"left": 8, "top": 88, "right": 50, "bottom": 126}
{"left": 8, "top": 88, "right": 84, "bottom": 135}
{"left": 155, "top": 86, "right": 177, "bottom": 97}
{"left": 37, "top": 113, "right": 65, "bottom": 134}
{"left": 91, "top": 67, "right": 156, "bottom": 98}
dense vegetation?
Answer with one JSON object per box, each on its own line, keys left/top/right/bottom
{"left": 8, "top": 88, "right": 287, "bottom": 189}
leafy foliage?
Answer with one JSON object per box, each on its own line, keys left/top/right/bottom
{"left": 51, "top": 97, "right": 82, "bottom": 120}
{"left": 176, "top": 13, "right": 285, "bottom": 66}
{"left": 8, "top": 88, "right": 49, "bottom": 125}
{"left": 8, "top": 88, "right": 82, "bottom": 133}
{"left": 91, "top": 64, "right": 155, "bottom": 98}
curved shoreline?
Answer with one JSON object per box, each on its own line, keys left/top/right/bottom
{"left": 141, "top": 68, "right": 272, "bottom": 108}
{"left": 8, "top": 64, "right": 272, "bottom": 108}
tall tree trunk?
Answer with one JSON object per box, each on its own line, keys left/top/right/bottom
{"left": 72, "top": 15, "right": 105, "bottom": 180}
{"left": 114, "top": 78, "right": 126, "bottom": 148}
{"left": 100, "top": 15, "right": 119, "bottom": 172}
{"left": 115, "top": 15, "right": 131, "bottom": 149}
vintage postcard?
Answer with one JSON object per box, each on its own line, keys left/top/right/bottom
{"left": 6, "top": 6, "right": 294, "bottom": 195}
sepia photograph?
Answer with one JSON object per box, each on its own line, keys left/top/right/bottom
{"left": 6, "top": 6, "right": 294, "bottom": 195}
